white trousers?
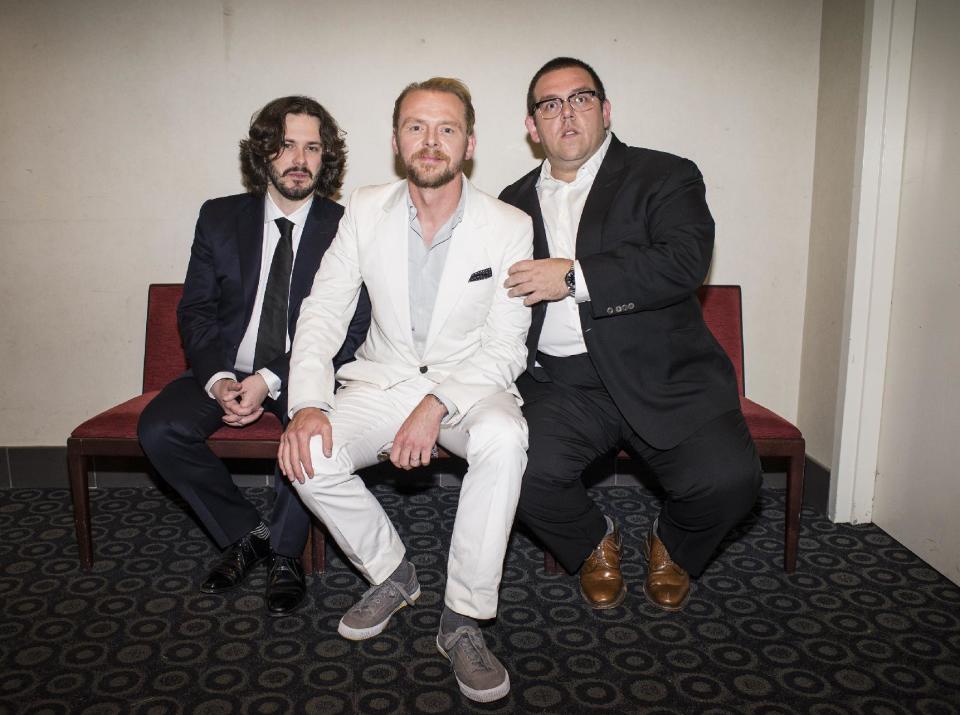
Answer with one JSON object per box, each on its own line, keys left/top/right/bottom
{"left": 292, "top": 376, "right": 528, "bottom": 619}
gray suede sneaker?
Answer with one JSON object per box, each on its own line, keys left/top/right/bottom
{"left": 436, "top": 626, "right": 510, "bottom": 703}
{"left": 337, "top": 566, "right": 420, "bottom": 640}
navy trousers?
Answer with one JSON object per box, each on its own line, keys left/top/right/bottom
{"left": 138, "top": 374, "right": 310, "bottom": 558}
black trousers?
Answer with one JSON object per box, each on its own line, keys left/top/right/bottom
{"left": 137, "top": 374, "right": 310, "bottom": 557}
{"left": 517, "top": 353, "right": 761, "bottom": 577}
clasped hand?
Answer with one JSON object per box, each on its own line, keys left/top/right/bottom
{"left": 212, "top": 374, "right": 268, "bottom": 427}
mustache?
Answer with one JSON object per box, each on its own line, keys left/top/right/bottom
{"left": 413, "top": 149, "right": 450, "bottom": 162}
{"left": 283, "top": 166, "right": 313, "bottom": 177}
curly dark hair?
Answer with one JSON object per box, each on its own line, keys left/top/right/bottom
{"left": 239, "top": 96, "right": 346, "bottom": 197}
{"left": 526, "top": 57, "right": 607, "bottom": 116}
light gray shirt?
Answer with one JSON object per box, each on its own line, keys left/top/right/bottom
{"left": 405, "top": 186, "right": 466, "bottom": 420}
{"left": 406, "top": 188, "right": 466, "bottom": 356}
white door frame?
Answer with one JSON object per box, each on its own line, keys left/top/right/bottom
{"left": 829, "top": 0, "right": 916, "bottom": 523}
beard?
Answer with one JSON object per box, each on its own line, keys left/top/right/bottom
{"left": 404, "top": 149, "right": 463, "bottom": 189}
{"left": 268, "top": 163, "right": 320, "bottom": 201}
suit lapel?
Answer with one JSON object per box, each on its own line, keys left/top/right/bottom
{"left": 289, "top": 197, "right": 339, "bottom": 333}
{"left": 576, "top": 135, "right": 628, "bottom": 257}
{"left": 237, "top": 195, "right": 264, "bottom": 331}
{"left": 423, "top": 181, "right": 483, "bottom": 356}
{"left": 516, "top": 171, "right": 550, "bottom": 261}
{"left": 376, "top": 189, "right": 413, "bottom": 343}
{"left": 514, "top": 171, "right": 548, "bottom": 365}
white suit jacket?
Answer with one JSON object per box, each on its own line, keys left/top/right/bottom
{"left": 288, "top": 177, "right": 533, "bottom": 425}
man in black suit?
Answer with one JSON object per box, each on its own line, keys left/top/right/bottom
{"left": 138, "top": 96, "right": 370, "bottom": 615}
{"left": 500, "top": 58, "right": 761, "bottom": 612}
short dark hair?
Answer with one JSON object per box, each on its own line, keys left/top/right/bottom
{"left": 392, "top": 77, "right": 476, "bottom": 136}
{"left": 526, "top": 57, "right": 607, "bottom": 116}
{"left": 239, "top": 95, "right": 346, "bottom": 197}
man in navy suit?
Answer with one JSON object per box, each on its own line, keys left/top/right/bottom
{"left": 500, "top": 58, "right": 761, "bottom": 613}
{"left": 138, "top": 96, "right": 370, "bottom": 616}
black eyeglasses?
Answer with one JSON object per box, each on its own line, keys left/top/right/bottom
{"left": 532, "top": 90, "right": 600, "bottom": 120}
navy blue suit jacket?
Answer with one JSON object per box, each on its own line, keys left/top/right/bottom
{"left": 177, "top": 192, "right": 370, "bottom": 395}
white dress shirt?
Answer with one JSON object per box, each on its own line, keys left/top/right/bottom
{"left": 536, "top": 132, "right": 611, "bottom": 357}
{"left": 205, "top": 193, "right": 313, "bottom": 399}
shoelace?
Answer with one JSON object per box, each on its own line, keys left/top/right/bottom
{"left": 270, "top": 556, "right": 298, "bottom": 577}
{"left": 357, "top": 581, "right": 401, "bottom": 614}
{"left": 455, "top": 630, "right": 493, "bottom": 672}
{"left": 587, "top": 539, "right": 619, "bottom": 570}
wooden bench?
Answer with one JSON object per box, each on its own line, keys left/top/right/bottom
{"left": 68, "top": 283, "right": 804, "bottom": 575}
{"left": 67, "top": 284, "right": 327, "bottom": 573}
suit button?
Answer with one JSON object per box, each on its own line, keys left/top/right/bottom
{"left": 419, "top": 366, "right": 428, "bottom": 374}
{"left": 627, "top": 302, "right": 635, "bottom": 310}
{"left": 615, "top": 306, "right": 622, "bottom": 313}
{"left": 606, "top": 307, "right": 614, "bottom": 315}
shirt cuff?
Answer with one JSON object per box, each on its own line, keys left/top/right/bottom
{"left": 256, "top": 368, "right": 282, "bottom": 400}
{"left": 430, "top": 392, "right": 458, "bottom": 424}
{"left": 573, "top": 260, "right": 591, "bottom": 303}
{"left": 205, "top": 371, "right": 237, "bottom": 398}
{"left": 288, "top": 401, "right": 332, "bottom": 420}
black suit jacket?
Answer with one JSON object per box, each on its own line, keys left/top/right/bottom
{"left": 500, "top": 135, "right": 739, "bottom": 449}
{"left": 177, "top": 192, "right": 370, "bottom": 394}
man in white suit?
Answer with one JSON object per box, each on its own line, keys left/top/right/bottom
{"left": 278, "top": 78, "right": 532, "bottom": 704}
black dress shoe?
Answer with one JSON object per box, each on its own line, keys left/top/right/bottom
{"left": 265, "top": 554, "right": 306, "bottom": 617}
{"left": 200, "top": 532, "right": 271, "bottom": 594}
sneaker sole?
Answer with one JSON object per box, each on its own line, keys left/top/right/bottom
{"left": 436, "top": 636, "right": 511, "bottom": 703}
{"left": 337, "top": 586, "right": 421, "bottom": 640}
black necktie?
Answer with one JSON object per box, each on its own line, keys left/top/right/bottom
{"left": 253, "top": 217, "right": 295, "bottom": 370}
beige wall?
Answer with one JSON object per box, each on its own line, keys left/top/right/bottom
{"left": 874, "top": 0, "right": 960, "bottom": 584}
{"left": 797, "top": 0, "right": 865, "bottom": 466}
{"left": 0, "top": 0, "right": 823, "bottom": 446}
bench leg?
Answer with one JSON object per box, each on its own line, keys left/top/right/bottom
{"left": 301, "top": 530, "right": 312, "bottom": 575}
{"left": 302, "top": 518, "right": 326, "bottom": 576}
{"left": 67, "top": 440, "right": 93, "bottom": 571}
{"left": 784, "top": 441, "right": 805, "bottom": 574}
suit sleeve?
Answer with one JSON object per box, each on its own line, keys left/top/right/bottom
{"left": 287, "top": 194, "right": 365, "bottom": 416}
{"left": 333, "top": 284, "right": 371, "bottom": 369}
{"left": 259, "top": 283, "right": 369, "bottom": 389}
{"left": 177, "top": 200, "right": 231, "bottom": 390}
{"left": 579, "top": 158, "right": 715, "bottom": 315}
{"left": 433, "top": 215, "right": 533, "bottom": 423}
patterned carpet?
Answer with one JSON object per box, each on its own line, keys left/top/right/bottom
{"left": 1, "top": 480, "right": 959, "bottom": 714}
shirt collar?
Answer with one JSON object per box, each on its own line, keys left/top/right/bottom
{"left": 265, "top": 193, "right": 314, "bottom": 228}
{"left": 539, "top": 131, "right": 612, "bottom": 188}
{"left": 405, "top": 177, "right": 467, "bottom": 228}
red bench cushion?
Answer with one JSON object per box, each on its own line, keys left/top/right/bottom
{"left": 740, "top": 396, "right": 802, "bottom": 440}
{"left": 71, "top": 391, "right": 283, "bottom": 441}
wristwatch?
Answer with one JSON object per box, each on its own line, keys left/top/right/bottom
{"left": 564, "top": 263, "right": 576, "bottom": 298}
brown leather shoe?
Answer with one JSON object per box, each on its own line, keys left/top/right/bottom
{"left": 642, "top": 527, "right": 690, "bottom": 612}
{"left": 579, "top": 526, "right": 627, "bottom": 609}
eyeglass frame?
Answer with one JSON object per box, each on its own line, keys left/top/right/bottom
{"left": 531, "top": 90, "right": 601, "bottom": 120}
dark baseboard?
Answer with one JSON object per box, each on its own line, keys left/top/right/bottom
{"left": 0, "top": 446, "right": 832, "bottom": 514}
